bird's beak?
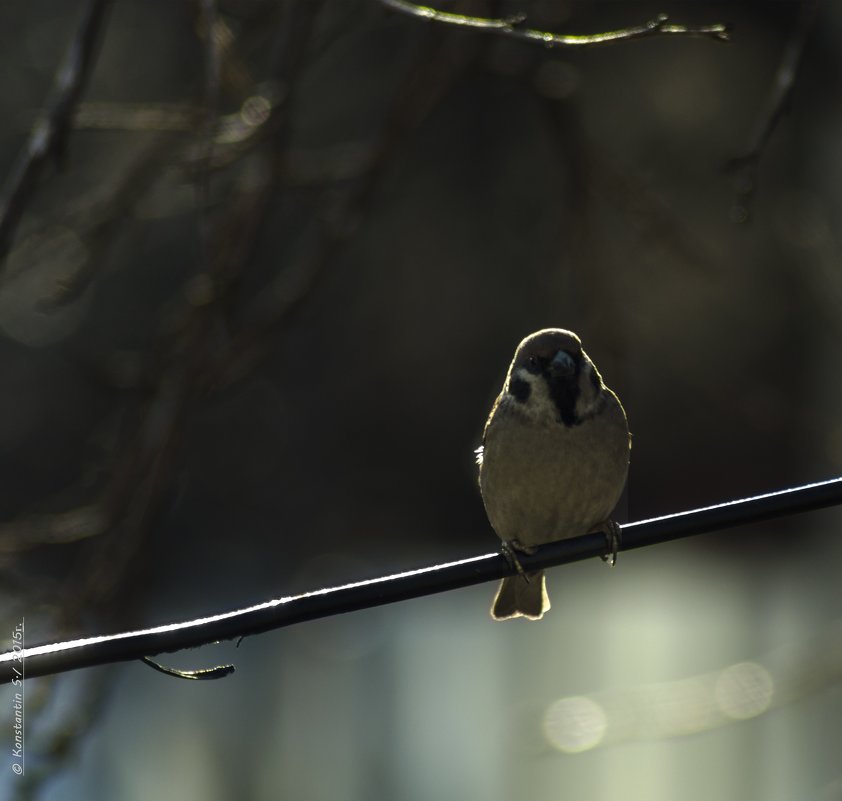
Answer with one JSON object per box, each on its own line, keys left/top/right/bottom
{"left": 549, "top": 350, "right": 576, "bottom": 377}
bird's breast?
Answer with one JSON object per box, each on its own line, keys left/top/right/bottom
{"left": 479, "top": 396, "right": 629, "bottom": 546}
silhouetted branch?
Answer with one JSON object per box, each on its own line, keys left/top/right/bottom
{"left": 2, "top": 475, "right": 841, "bottom": 684}
{"left": 195, "top": 0, "right": 221, "bottom": 261}
{"left": 0, "top": 0, "right": 112, "bottom": 267}
{"left": 141, "top": 656, "right": 234, "bottom": 680}
{"left": 726, "top": 0, "right": 819, "bottom": 222}
{"left": 378, "top": 1, "right": 730, "bottom": 46}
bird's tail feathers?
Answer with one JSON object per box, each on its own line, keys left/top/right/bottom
{"left": 491, "top": 571, "right": 549, "bottom": 620}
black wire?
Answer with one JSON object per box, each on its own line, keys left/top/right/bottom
{"left": 2, "top": 475, "right": 841, "bottom": 684}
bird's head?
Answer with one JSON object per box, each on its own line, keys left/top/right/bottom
{"left": 505, "top": 328, "right": 605, "bottom": 427}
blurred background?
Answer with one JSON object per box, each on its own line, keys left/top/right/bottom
{"left": 1, "top": 0, "right": 842, "bottom": 799}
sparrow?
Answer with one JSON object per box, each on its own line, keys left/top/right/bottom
{"left": 476, "top": 328, "right": 630, "bottom": 620}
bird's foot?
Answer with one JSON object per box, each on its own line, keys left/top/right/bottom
{"left": 500, "top": 539, "right": 536, "bottom": 581}
{"left": 598, "top": 520, "right": 622, "bottom": 567}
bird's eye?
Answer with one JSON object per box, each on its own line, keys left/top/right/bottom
{"left": 527, "top": 355, "right": 541, "bottom": 372}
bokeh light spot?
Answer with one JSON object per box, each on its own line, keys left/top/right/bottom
{"left": 715, "top": 661, "right": 774, "bottom": 720}
{"left": 543, "top": 696, "right": 607, "bottom": 753}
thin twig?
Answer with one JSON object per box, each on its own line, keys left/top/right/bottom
{"left": 0, "top": 0, "right": 112, "bottom": 267}
{"left": 196, "top": 0, "right": 221, "bottom": 264}
{"left": 378, "top": 0, "right": 730, "bottom": 46}
{"left": 141, "top": 656, "right": 235, "bottom": 680}
{"left": 726, "top": 0, "right": 820, "bottom": 222}
{"left": 2, "top": 475, "right": 841, "bottom": 684}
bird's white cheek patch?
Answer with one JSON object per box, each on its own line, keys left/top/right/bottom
{"left": 512, "top": 367, "right": 536, "bottom": 386}
{"left": 509, "top": 368, "right": 557, "bottom": 422}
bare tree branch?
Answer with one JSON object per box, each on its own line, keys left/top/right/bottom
{"left": 2, "top": 475, "right": 841, "bottom": 684}
{"left": 141, "top": 656, "right": 234, "bottom": 680}
{"left": 726, "top": 0, "right": 819, "bottom": 222}
{"left": 0, "top": 0, "right": 112, "bottom": 267}
{"left": 195, "top": 0, "right": 222, "bottom": 264}
{"left": 377, "top": 0, "right": 730, "bottom": 46}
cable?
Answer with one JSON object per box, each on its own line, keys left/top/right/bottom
{"left": 2, "top": 475, "right": 841, "bottom": 684}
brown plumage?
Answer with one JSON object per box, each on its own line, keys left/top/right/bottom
{"left": 477, "top": 329, "right": 631, "bottom": 620}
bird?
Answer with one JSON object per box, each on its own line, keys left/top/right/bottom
{"left": 476, "top": 328, "right": 630, "bottom": 620}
